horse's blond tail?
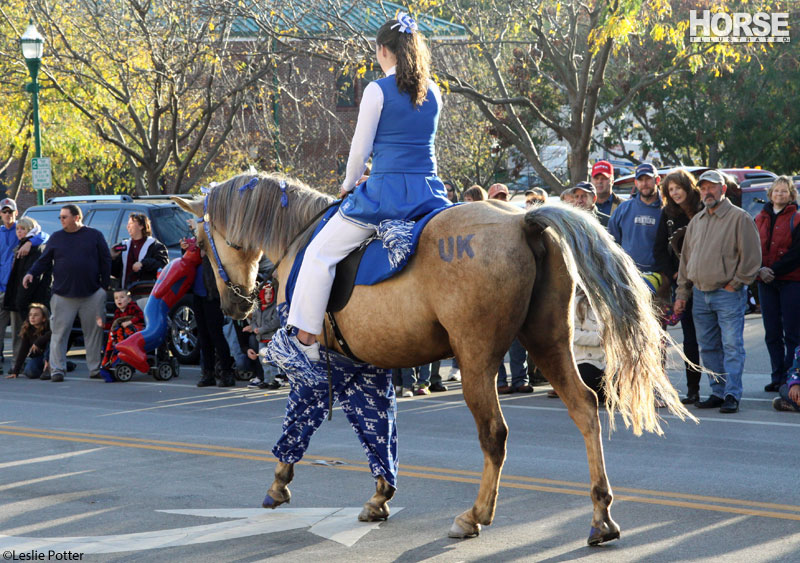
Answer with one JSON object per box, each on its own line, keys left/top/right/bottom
{"left": 525, "top": 203, "right": 697, "bottom": 436}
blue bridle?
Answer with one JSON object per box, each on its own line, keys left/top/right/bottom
{"left": 198, "top": 186, "right": 259, "bottom": 306}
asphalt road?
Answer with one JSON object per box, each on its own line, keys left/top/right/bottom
{"left": 1, "top": 314, "right": 799, "bottom": 562}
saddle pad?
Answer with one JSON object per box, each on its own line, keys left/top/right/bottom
{"left": 285, "top": 202, "right": 454, "bottom": 312}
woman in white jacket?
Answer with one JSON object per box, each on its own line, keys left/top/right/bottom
{"left": 549, "top": 288, "right": 606, "bottom": 402}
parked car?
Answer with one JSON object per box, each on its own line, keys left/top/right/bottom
{"left": 22, "top": 194, "right": 201, "bottom": 364}
{"left": 741, "top": 184, "right": 770, "bottom": 218}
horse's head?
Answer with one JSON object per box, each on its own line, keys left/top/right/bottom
{"left": 172, "top": 176, "right": 264, "bottom": 320}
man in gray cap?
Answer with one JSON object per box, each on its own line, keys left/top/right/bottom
{"left": 570, "top": 181, "right": 610, "bottom": 227}
{"left": 674, "top": 170, "right": 762, "bottom": 414}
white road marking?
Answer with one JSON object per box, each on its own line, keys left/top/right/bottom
{"left": 0, "top": 507, "right": 402, "bottom": 552}
{"left": 0, "top": 448, "right": 105, "bottom": 469}
{"left": 401, "top": 398, "right": 800, "bottom": 428}
{"left": 0, "top": 471, "right": 94, "bottom": 493}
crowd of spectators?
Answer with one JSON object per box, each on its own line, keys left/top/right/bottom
{"left": 2, "top": 164, "right": 799, "bottom": 415}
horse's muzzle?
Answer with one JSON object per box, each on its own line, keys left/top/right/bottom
{"left": 221, "top": 292, "right": 255, "bottom": 320}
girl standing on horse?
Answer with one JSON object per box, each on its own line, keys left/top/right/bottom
{"left": 286, "top": 13, "right": 452, "bottom": 361}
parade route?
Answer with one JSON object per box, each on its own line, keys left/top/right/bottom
{"left": 2, "top": 316, "right": 800, "bottom": 562}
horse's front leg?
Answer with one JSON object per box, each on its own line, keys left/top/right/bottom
{"left": 449, "top": 359, "right": 508, "bottom": 539}
{"left": 262, "top": 461, "right": 294, "bottom": 508}
{"left": 359, "top": 476, "right": 395, "bottom": 521}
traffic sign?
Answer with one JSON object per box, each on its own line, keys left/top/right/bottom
{"left": 31, "top": 157, "right": 52, "bottom": 190}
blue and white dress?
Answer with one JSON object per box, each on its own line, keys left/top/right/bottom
{"left": 339, "top": 68, "right": 451, "bottom": 225}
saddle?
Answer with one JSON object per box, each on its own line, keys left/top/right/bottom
{"left": 327, "top": 245, "right": 368, "bottom": 313}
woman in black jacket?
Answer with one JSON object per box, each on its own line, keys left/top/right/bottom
{"left": 3, "top": 217, "right": 52, "bottom": 322}
{"left": 110, "top": 213, "right": 169, "bottom": 288}
{"left": 653, "top": 169, "right": 704, "bottom": 405}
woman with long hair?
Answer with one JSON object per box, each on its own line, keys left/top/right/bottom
{"left": 755, "top": 176, "right": 800, "bottom": 392}
{"left": 286, "top": 13, "right": 451, "bottom": 361}
{"left": 6, "top": 303, "right": 51, "bottom": 379}
{"left": 653, "top": 169, "right": 703, "bottom": 404}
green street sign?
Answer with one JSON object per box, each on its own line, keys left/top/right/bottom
{"left": 31, "top": 157, "right": 52, "bottom": 190}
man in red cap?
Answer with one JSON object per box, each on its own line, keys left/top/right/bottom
{"left": 591, "top": 160, "right": 622, "bottom": 217}
{"left": 487, "top": 183, "right": 510, "bottom": 201}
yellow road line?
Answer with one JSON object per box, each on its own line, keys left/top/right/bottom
{"left": 2, "top": 426, "right": 799, "bottom": 520}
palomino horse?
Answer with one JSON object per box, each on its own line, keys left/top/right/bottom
{"left": 175, "top": 173, "right": 693, "bottom": 544}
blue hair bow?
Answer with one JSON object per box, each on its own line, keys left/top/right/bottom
{"left": 392, "top": 12, "right": 417, "bottom": 34}
{"left": 279, "top": 180, "right": 288, "bottom": 207}
{"left": 238, "top": 177, "right": 259, "bottom": 195}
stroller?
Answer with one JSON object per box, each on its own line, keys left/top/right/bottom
{"left": 104, "top": 281, "right": 180, "bottom": 383}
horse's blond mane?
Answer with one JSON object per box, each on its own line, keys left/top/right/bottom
{"left": 206, "top": 173, "right": 335, "bottom": 257}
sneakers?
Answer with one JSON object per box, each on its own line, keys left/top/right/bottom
{"left": 772, "top": 397, "right": 799, "bottom": 412}
{"left": 264, "top": 380, "right": 282, "bottom": 390}
{"left": 681, "top": 392, "right": 700, "bottom": 405}
{"left": 447, "top": 368, "right": 461, "bottom": 382}
{"left": 291, "top": 335, "right": 320, "bottom": 362}
{"left": 695, "top": 395, "right": 724, "bottom": 409}
{"left": 51, "top": 372, "right": 64, "bottom": 383}
{"left": 429, "top": 381, "right": 448, "bottom": 392}
{"left": 401, "top": 387, "right": 413, "bottom": 398}
{"left": 719, "top": 395, "right": 739, "bottom": 414}
{"left": 414, "top": 384, "right": 431, "bottom": 396}
{"left": 248, "top": 377, "right": 264, "bottom": 389}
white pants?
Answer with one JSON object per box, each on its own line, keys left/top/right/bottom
{"left": 287, "top": 212, "right": 374, "bottom": 334}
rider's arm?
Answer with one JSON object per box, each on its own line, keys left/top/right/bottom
{"left": 341, "top": 82, "right": 383, "bottom": 194}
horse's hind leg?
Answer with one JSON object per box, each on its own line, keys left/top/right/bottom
{"left": 262, "top": 462, "right": 294, "bottom": 508}
{"left": 520, "top": 230, "right": 619, "bottom": 545}
{"left": 537, "top": 347, "right": 619, "bottom": 545}
{"left": 359, "top": 476, "right": 396, "bottom": 521}
{"left": 449, "top": 354, "right": 508, "bottom": 539}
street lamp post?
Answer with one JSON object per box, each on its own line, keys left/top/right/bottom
{"left": 20, "top": 20, "right": 45, "bottom": 205}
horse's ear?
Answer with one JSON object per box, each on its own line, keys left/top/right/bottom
{"left": 172, "top": 196, "right": 204, "bottom": 218}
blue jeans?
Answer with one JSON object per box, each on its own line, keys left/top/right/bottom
{"left": 759, "top": 281, "right": 800, "bottom": 385}
{"left": 23, "top": 353, "right": 47, "bottom": 379}
{"left": 692, "top": 287, "right": 747, "bottom": 401}
{"left": 497, "top": 338, "right": 529, "bottom": 388}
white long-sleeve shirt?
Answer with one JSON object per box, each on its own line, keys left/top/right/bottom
{"left": 341, "top": 67, "right": 395, "bottom": 193}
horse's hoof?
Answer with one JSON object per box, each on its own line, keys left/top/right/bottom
{"left": 261, "top": 491, "right": 290, "bottom": 509}
{"left": 358, "top": 503, "right": 389, "bottom": 522}
{"left": 448, "top": 515, "right": 481, "bottom": 539}
{"left": 587, "top": 524, "right": 620, "bottom": 546}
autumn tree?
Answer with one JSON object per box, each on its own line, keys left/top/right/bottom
{"left": 24, "top": 0, "right": 283, "bottom": 194}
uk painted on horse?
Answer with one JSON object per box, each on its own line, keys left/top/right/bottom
{"left": 174, "top": 173, "right": 695, "bottom": 545}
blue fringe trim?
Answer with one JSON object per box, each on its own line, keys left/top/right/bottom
{"left": 376, "top": 219, "right": 415, "bottom": 269}
{"left": 262, "top": 327, "right": 326, "bottom": 387}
